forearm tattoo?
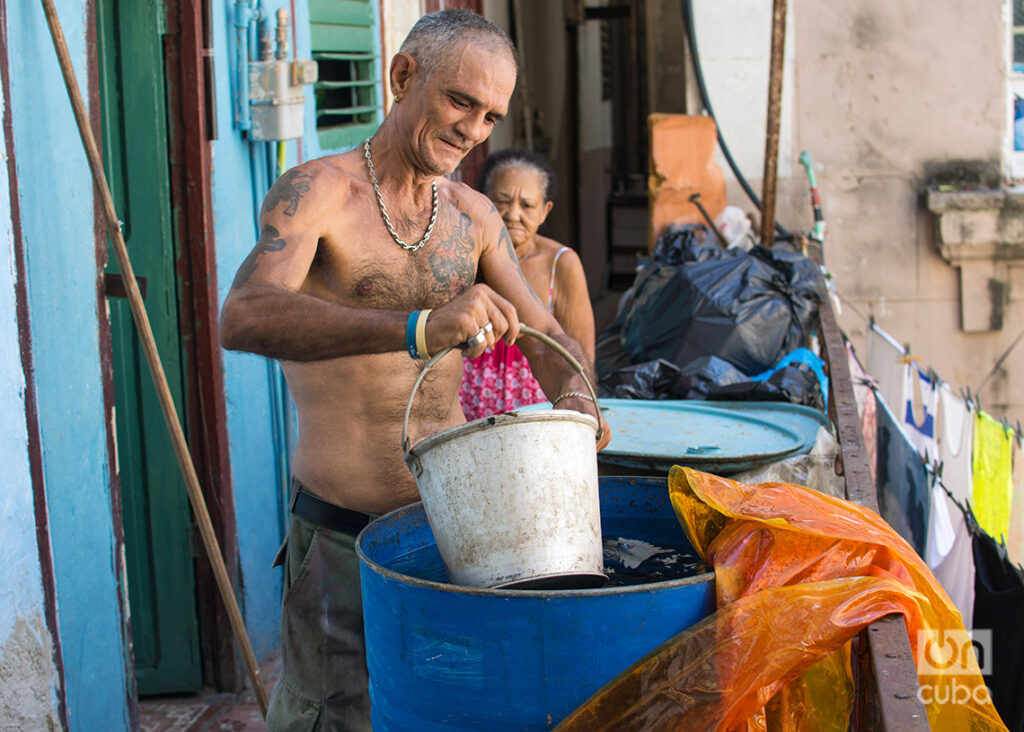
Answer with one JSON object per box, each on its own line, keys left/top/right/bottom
{"left": 262, "top": 169, "right": 312, "bottom": 217}
{"left": 232, "top": 224, "right": 288, "bottom": 288}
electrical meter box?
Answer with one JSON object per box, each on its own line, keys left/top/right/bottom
{"left": 248, "top": 59, "right": 318, "bottom": 141}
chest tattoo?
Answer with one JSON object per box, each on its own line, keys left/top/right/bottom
{"left": 428, "top": 206, "right": 476, "bottom": 299}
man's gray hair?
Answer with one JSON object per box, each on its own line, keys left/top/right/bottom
{"left": 399, "top": 9, "right": 519, "bottom": 82}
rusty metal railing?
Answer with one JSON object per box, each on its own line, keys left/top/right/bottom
{"left": 817, "top": 292, "right": 931, "bottom": 730}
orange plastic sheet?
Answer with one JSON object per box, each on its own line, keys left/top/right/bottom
{"left": 556, "top": 467, "right": 1007, "bottom": 732}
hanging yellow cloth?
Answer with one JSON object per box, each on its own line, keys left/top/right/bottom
{"left": 972, "top": 411, "right": 1015, "bottom": 542}
{"left": 555, "top": 467, "right": 1006, "bottom": 732}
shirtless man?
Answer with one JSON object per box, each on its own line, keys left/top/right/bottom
{"left": 219, "top": 10, "right": 607, "bottom": 731}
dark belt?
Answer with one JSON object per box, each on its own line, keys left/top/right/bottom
{"left": 290, "top": 480, "right": 373, "bottom": 535}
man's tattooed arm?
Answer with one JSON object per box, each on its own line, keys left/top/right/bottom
{"left": 232, "top": 224, "right": 288, "bottom": 288}
{"left": 498, "top": 225, "right": 542, "bottom": 304}
{"left": 262, "top": 169, "right": 313, "bottom": 217}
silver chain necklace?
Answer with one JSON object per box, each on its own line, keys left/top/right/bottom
{"left": 364, "top": 137, "right": 438, "bottom": 252}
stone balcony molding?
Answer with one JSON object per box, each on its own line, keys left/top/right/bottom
{"left": 926, "top": 188, "right": 1024, "bottom": 332}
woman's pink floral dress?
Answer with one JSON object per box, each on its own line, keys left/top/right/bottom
{"left": 459, "top": 247, "right": 570, "bottom": 421}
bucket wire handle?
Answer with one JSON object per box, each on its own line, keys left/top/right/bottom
{"left": 402, "top": 324, "right": 603, "bottom": 455}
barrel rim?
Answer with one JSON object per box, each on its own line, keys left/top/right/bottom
{"left": 355, "top": 500, "right": 715, "bottom": 599}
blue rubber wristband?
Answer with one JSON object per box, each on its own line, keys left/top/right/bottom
{"left": 406, "top": 311, "right": 420, "bottom": 359}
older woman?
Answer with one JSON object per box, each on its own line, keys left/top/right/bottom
{"left": 460, "top": 149, "right": 595, "bottom": 420}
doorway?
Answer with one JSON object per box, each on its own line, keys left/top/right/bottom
{"left": 96, "top": 0, "right": 201, "bottom": 695}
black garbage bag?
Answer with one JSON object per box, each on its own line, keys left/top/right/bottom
{"left": 651, "top": 222, "right": 723, "bottom": 264}
{"left": 598, "top": 359, "right": 681, "bottom": 400}
{"left": 595, "top": 307, "right": 631, "bottom": 378}
{"left": 611, "top": 226, "right": 826, "bottom": 377}
{"left": 707, "top": 361, "right": 826, "bottom": 411}
{"left": 752, "top": 245, "right": 825, "bottom": 334}
{"left": 668, "top": 355, "right": 749, "bottom": 400}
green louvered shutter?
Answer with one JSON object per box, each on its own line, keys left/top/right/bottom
{"left": 309, "top": 0, "right": 383, "bottom": 149}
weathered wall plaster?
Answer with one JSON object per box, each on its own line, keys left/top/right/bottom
{"left": 0, "top": 616, "right": 60, "bottom": 731}
{"left": 0, "top": 37, "right": 61, "bottom": 726}
{"left": 785, "top": 0, "right": 1022, "bottom": 424}
{"left": 5, "top": 1, "right": 130, "bottom": 727}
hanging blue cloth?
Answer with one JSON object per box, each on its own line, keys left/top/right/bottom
{"left": 875, "top": 396, "right": 931, "bottom": 556}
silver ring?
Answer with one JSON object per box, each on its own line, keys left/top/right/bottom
{"left": 482, "top": 321, "right": 493, "bottom": 334}
{"left": 466, "top": 329, "right": 487, "bottom": 348}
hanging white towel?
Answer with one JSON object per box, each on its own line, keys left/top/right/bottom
{"left": 926, "top": 477, "right": 956, "bottom": 568}
{"left": 932, "top": 497, "right": 975, "bottom": 628}
{"left": 930, "top": 385, "right": 975, "bottom": 626}
{"left": 865, "top": 325, "right": 908, "bottom": 422}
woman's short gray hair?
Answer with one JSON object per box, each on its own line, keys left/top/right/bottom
{"left": 478, "top": 149, "right": 558, "bottom": 202}
{"left": 399, "top": 9, "right": 518, "bottom": 83}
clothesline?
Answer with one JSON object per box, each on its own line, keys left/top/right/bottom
{"left": 846, "top": 322, "right": 1024, "bottom": 619}
{"left": 830, "top": 281, "right": 1024, "bottom": 426}
{"left": 864, "top": 318, "right": 1022, "bottom": 446}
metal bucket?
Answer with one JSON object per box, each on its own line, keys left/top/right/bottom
{"left": 356, "top": 476, "right": 716, "bottom": 731}
{"left": 402, "top": 326, "right": 604, "bottom": 589}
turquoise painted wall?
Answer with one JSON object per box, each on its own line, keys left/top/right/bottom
{"left": 211, "top": 0, "right": 384, "bottom": 660}
{"left": 2, "top": 1, "right": 386, "bottom": 722}
{"left": 5, "top": 1, "right": 130, "bottom": 730}
{"left": 212, "top": 0, "right": 297, "bottom": 660}
{"left": 0, "top": 46, "right": 61, "bottom": 727}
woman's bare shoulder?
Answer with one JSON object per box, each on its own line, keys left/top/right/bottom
{"left": 535, "top": 236, "right": 579, "bottom": 267}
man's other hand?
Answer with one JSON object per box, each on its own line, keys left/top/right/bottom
{"left": 557, "top": 395, "right": 611, "bottom": 451}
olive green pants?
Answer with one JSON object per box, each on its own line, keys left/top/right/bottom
{"left": 266, "top": 512, "right": 372, "bottom": 731}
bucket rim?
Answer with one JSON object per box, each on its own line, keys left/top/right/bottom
{"left": 355, "top": 500, "right": 715, "bottom": 599}
{"left": 404, "top": 408, "right": 599, "bottom": 461}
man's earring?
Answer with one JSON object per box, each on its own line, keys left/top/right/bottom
{"left": 393, "top": 95, "right": 401, "bottom": 104}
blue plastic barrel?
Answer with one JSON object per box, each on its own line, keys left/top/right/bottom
{"left": 357, "top": 476, "right": 715, "bottom": 730}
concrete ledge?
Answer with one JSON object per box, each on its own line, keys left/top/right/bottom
{"left": 926, "top": 188, "right": 1024, "bottom": 331}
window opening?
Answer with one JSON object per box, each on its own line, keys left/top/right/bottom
{"left": 1014, "top": 0, "right": 1024, "bottom": 72}
{"left": 309, "top": 0, "right": 382, "bottom": 150}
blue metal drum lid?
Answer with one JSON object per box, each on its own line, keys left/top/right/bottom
{"left": 681, "top": 400, "right": 833, "bottom": 451}
{"left": 355, "top": 501, "right": 714, "bottom": 599}
{"left": 523, "top": 399, "right": 829, "bottom": 474}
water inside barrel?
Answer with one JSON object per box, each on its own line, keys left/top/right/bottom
{"left": 600, "top": 516, "right": 709, "bottom": 586}
{"left": 382, "top": 516, "right": 709, "bottom": 588}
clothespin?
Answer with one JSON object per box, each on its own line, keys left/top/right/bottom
{"left": 964, "top": 386, "right": 975, "bottom": 411}
{"left": 897, "top": 354, "right": 920, "bottom": 365}
{"left": 927, "top": 367, "right": 940, "bottom": 386}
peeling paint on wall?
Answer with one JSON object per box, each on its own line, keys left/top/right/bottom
{"left": 0, "top": 615, "right": 60, "bottom": 732}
